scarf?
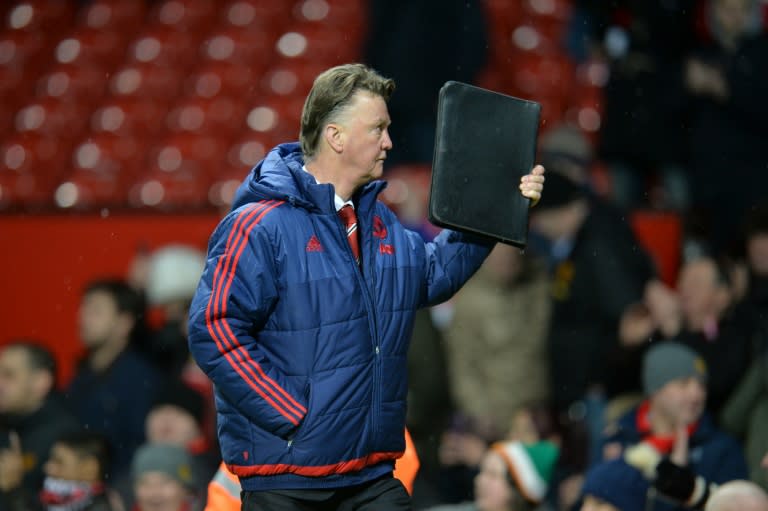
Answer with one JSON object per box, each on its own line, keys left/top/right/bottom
{"left": 635, "top": 400, "right": 699, "bottom": 454}
{"left": 39, "top": 477, "right": 105, "bottom": 511}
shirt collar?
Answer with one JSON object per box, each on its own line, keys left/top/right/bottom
{"left": 302, "top": 165, "right": 353, "bottom": 212}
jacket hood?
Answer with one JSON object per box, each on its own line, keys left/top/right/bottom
{"left": 231, "top": 142, "right": 388, "bottom": 215}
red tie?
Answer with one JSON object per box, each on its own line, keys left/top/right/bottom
{"left": 338, "top": 205, "right": 360, "bottom": 266}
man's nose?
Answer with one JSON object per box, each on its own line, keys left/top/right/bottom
{"left": 382, "top": 129, "right": 393, "bottom": 150}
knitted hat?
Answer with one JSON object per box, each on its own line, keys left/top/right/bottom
{"left": 581, "top": 458, "right": 649, "bottom": 511}
{"left": 531, "top": 170, "right": 585, "bottom": 211}
{"left": 490, "top": 440, "right": 559, "bottom": 504}
{"left": 151, "top": 381, "right": 206, "bottom": 426}
{"left": 642, "top": 341, "right": 707, "bottom": 395}
{"left": 146, "top": 245, "right": 206, "bottom": 306}
{"left": 131, "top": 443, "right": 196, "bottom": 489}
{"left": 540, "top": 123, "right": 592, "bottom": 164}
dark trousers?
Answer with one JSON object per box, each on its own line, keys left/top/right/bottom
{"left": 241, "top": 474, "right": 412, "bottom": 511}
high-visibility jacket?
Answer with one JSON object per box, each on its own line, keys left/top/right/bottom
{"left": 204, "top": 428, "right": 420, "bottom": 511}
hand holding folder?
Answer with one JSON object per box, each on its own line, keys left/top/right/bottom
{"left": 428, "top": 81, "right": 542, "bottom": 248}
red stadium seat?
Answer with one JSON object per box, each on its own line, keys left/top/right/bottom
{"left": 198, "top": 27, "right": 274, "bottom": 69}
{"left": 36, "top": 64, "right": 108, "bottom": 105}
{"left": 4, "top": 1, "right": 75, "bottom": 36}
{"left": 165, "top": 96, "right": 248, "bottom": 137}
{"left": 76, "top": 0, "right": 146, "bottom": 32}
{"left": 260, "top": 60, "right": 328, "bottom": 98}
{"left": 147, "top": 0, "right": 216, "bottom": 32}
{"left": 0, "top": 132, "right": 69, "bottom": 207}
{"left": 14, "top": 97, "right": 90, "bottom": 141}
{"left": 218, "top": 0, "right": 288, "bottom": 31}
{"left": 183, "top": 61, "right": 257, "bottom": 99}
{"left": 241, "top": 95, "right": 305, "bottom": 143}
{"left": 108, "top": 63, "right": 183, "bottom": 101}
{"left": 55, "top": 133, "right": 146, "bottom": 208}
{"left": 90, "top": 97, "right": 169, "bottom": 139}
{"left": 275, "top": 24, "right": 359, "bottom": 66}
{"left": 209, "top": 133, "right": 269, "bottom": 208}
{"left": 0, "top": 28, "right": 50, "bottom": 74}
{"left": 52, "top": 27, "right": 127, "bottom": 70}
{"left": 126, "top": 28, "right": 198, "bottom": 69}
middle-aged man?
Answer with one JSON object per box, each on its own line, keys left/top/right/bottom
{"left": 188, "top": 63, "right": 545, "bottom": 510}
{"left": 0, "top": 341, "right": 80, "bottom": 509}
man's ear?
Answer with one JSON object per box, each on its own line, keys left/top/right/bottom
{"left": 324, "top": 123, "right": 344, "bottom": 154}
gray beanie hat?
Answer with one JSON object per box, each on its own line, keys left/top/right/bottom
{"left": 131, "top": 443, "right": 196, "bottom": 489}
{"left": 642, "top": 341, "right": 707, "bottom": 395}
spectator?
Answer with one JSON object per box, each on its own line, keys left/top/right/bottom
{"left": 139, "top": 244, "right": 206, "bottom": 378}
{"left": 39, "top": 430, "right": 123, "bottom": 511}
{"left": 528, "top": 169, "right": 657, "bottom": 468}
{"left": 131, "top": 443, "right": 201, "bottom": 511}
{"left": 66, "top": 279, "right": 163, "bottom": 485}
{"left": 704, "top": 480, "right": 768, "bottom": 511}
{"left": 145, "top": 381, "right": 219, "bottom": 487}
{"left": 0, "top": 341, "right": 79, "bottom": 509}
{"left": 683, "top": 0, "right": 768, "bottom": 252}
{"left": 424, "top": 440, "right": 559, "bottom": 511}
{"left": 606, "top": 341, "right": 748, "bottom": 511}
{"left": 578, "top": 458, "right": 649, "bottom": 511}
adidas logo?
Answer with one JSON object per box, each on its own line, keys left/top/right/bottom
{"left": 306, "top": 235, "right": 323, "bottom": 252}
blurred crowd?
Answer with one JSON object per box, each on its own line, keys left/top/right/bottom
{"left": 3, "top": 0, "right": 768, "bottom": 510}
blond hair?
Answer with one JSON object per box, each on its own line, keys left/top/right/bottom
{"left": 300, "top": 63, "right": 395, "bottom": 159}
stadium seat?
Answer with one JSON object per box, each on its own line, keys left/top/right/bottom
{"left": 198, "top": 27, "right": 274, "bottom": 69}
{"left": 260, "top": 60, "right": 328, "bottom": 98}
{"left": 90, "top": 97, "right": 168, "bottom": 139}
{"left": 165, "top": 96, "right": 248, "bottom": 137}
{"left": 275, "top": 24, "right": 358, "bottom": 65}
{"left": 209, "top": 134, "right": 269, "bottom": 208}
{"left": 108, "top": 63, "right": 183, "bottom": 101}
{"left": 242, "top": 95, "right": 305, "bottom": 144}
{"left": 0, "top": 132, "right": 69, "bottom": 207}
{"left": 52, "top": 27, "right": 127, "bottom": 70}
{"left": 3, "top": 0, "right": 75, "bottom": 37}
{"left": 0, "top": 28, "right": 50, "bottom": 74}
{"left": 36, "top": 64, "right": 108, "bottom": 105}
{"left": 76, "top": 0, "right": 146, "bottom": 33}
{"left": 125, "top": 28, "right": 198, "bottom": 69}
{"left": 14, "top": 97, "right": 90, "bottom": 141}
{"left": 147, "top": 0, "right": 216, "bottom": 32}
{"left": 183, "top": 61, "right": 256, "bottom": 99}
{"left": 56, "top": 132, "right": 146, "bottom": 208}
{"left": 218, "top": 0, "right": 288, "bottom": 31}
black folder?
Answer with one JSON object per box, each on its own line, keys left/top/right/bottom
{"left": 428, "top": 81, "right": 541, "bottom": 247}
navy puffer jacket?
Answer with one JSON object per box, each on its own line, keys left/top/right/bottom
{"left": 188, "top": 143, "right": 492, "bottom": 491}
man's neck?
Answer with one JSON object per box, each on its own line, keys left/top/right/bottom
{"left": 305, "top": 155, "right": 356, "bottom": 202}
{"left": 89, "top": 339, "right": 127, "bottom": 372}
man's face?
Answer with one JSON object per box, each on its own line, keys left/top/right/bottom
{"left": 0, "top": 347, "right": 42, "bottom": 414}
{"left": 747, "top": 234, "right": 768, "bottom": 276}
{"left": 134, "top": 472, "right": 189, "bottom": 511}
{"left": 580, "top": 495, "right": 621, "bottom": 511}
{"left": 713, "top": 0, "right": 753, "bottom": 39}
{"left": 145, "top": 405, "right": 201, "bottom": 446}
{"left": 652, "top": 376, "right": 707, "bottom": 427}
{"left": 338, "top": 91, "right": 392, "bottom": 187}
{"left": 44, "top": 443, "right": 89, "bottom": 482}
{"left": 78, "top": 290, "right": 122, "bottom": 349}
{"left": 676, "top": 259, "right": 725, "bottom": 323}
{"left": 474, "top": 451, "right": 514, "bottom": 511}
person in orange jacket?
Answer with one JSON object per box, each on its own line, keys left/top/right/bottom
{"left": 204, "top": 428, "right": 420, "bottom": 511}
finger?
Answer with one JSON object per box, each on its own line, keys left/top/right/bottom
{"left": 531, "top": 164, "right": 545, "bottom": 175}
{"left": 8, "top": 431, "right": 21, "bottom": 453}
